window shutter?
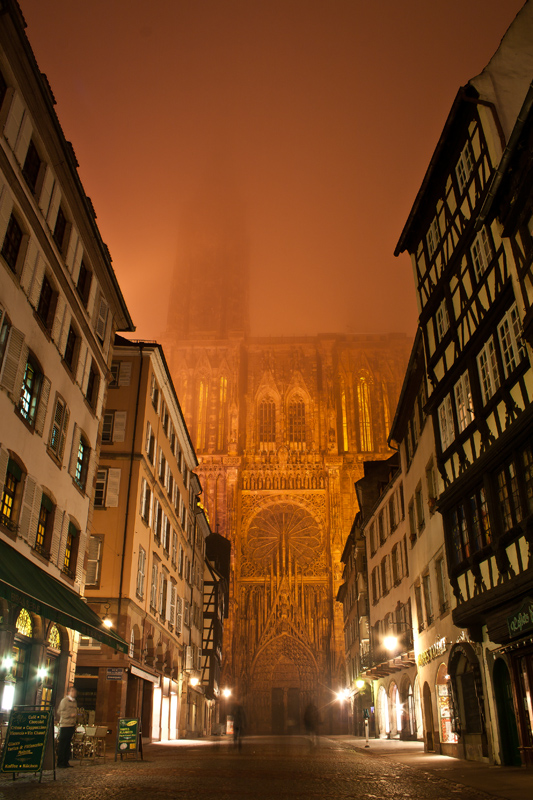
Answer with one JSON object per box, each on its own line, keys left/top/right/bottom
{"left": 145, "top": 421, "right": 152, "bottom": 453}
{"left": 0, "top": 445, "right": 10, "bottom": 503}
{"left": 28, "top": 257, "right": 45, "bottom": 309}
{"left": 4, "top": 92, "right": 24, "bottom": 149}
{"left": 69, "top": 424, "right": 81, "bottom": 478}
{"left": 19, "top": 476, "right": 41, "bottom": 546}
{"left": 169, "top": 585, "right": 176, "bottom": 626}
{"left": 0, "top": 327, "right": 25, "bottom": 395}
{"left": 105, "top": 468, "right": 121, "bottom": 507}
{"left": 65, "top": 225, "right": 78, "bottom": 270}
{"left": 55, "top": 511, "right": 70, "bottom": 568}
{"left": 113, "top": 411, "right": 127, "bottom": 442}
{"left": 95, "top": 295, "right": 108, "bottom": 340}
{"left": 50, "top": 507, "right": 65, "bottom": 565}
{"left": 20, "top": 237, "right": 38, "bottom": 295}
{"left": 86, "top": 535, "right": 102, "bottom": 586}
{"left": 75, "top": 527, "right": 87, "bottom": 584}
{"left": 58, "top": 406, "right": 70, "bottom": 462}
{"left": 51, "top": 294, "right": 65, "bottom": 345}
{"left": 76, "top": 341, "right": 88, "bottom": 387}
{"left": 85, "top": 445, "right": 97, "bottom": 496}
{"left": 14, "top": 113, "right": 32, "bottom": 166}
{"left": 184, "top": 599, "right": 190, "bottom": 627}
{"left": 0, "top": 182, "right": 13, "bottom": 244}
{"left": 118, "top": 361, "right": 132, "bottom": 386}
{"left": 38, "top": 166, "right": 54, "bottom": 216}
{"left": 34, "top": 376, "right": 51, "bottom": 437}
{"left": 176, "top": 596, "right": 183, "bottom": 635}
{"left": 197, "top": 648, "right": 202, "bottom": 671}
{"left": 46, "top": 185, "right": 61, "bottom": 232}
{"left": 185, "top": 645, "right": 194, "bottom": 670}
{"left": 140, "top": 478, "right": 147, "bottom": 518}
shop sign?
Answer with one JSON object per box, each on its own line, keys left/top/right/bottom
{"left": 417, "top": 637, "right": 447, "bottom": 667}
{"left": 507, "top": 597, "right": 533, "bottom": 639}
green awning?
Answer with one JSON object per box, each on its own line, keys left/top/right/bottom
{"left": 0, "top": 540, "right": 128, "bottom": 653}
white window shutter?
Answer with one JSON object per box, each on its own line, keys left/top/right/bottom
{"left": 140, "top": 478, "right": 147, "bottom": 517}
{"left": 76, "top": 341, "right": 88, "bottom": 387}
{"left": 176, "top": 596, "right": 183, "bottom": 635}
{"left": 113, "top": 411, "right": 127, "bottom": 442}
{"left": 4, "top": 91, "right": 24, "bottom": 149}
{"left": 38, "top": 166, "right": 54, "bottom": 217}
{"left": 34, "top": 376, "right": 51, "bottom": 437}
{"left": 28, "top": 256, "right": 45, "bottom": 309}
{"left": 20, "top": 237, "right": 38, "bottom": 295}
{"left": 51, "top": 294, "right": 66, "bottom": 346}
{"left": 58, "top": 406, "right": 70, "bottom": 462}
{"left": 56, "top": 511, "right": 70, "bottom": 569}
{"left": 185, "top": 645, "right": 193, "bottom": 670}
{"left": 85, "top": 445, "right": 97, "bottom": 496}
{"left": 0, "top": 327, "right": 25, "bottom": 395}
{"left": 106, "top": 468, "right": 121, "bottom": 507}
{"left": 58, "top": 310, "right": 71, "bottom": 355}
{"left": 65, "top": 225, "right": 78, "bottom": 271}
{"left": 69, "top": 424, "right": 81, "bottom": 478}
{"left": 14, "top": 113, "right": 32, "bottom": 166}
{"left": 118, "top": 361, "right": 132, "bottom": 386}
{"left": 19, "top": 476, "right": 41, "bottom": 546}
{"left": 85, "top": 535, "right": 101, "bottom": 586}
{"left": 145, "top": 421, "right": 152, "bottom": 453}
{"left": 50, "top": 507, "right": 65, "bottom": 565}
{"left": 46, "top": 185, "right": 61, "bottom": 232}
{"left": 95, "top": 295, "right": 108, "bottom": 340}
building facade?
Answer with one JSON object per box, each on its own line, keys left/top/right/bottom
{"left": 77, "top": 338, "right": 209, "bottom": 742}
{"left": 395, "top": 2, "right": 533, "bottom": 765}
{"left": 0, "top": 0, "right": 132, "bottom": 722}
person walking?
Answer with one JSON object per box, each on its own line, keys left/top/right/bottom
{"left": 303, "top": 702, "right": 319, "bottom": 747}
{"left": 56, "top": 685, "right": 78, "bottom": 768}
{"left": 232, "top": 702, "right": 246, "bottom": 751}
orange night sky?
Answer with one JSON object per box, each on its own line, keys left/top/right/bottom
{"left": 20, "top": 0, "right": 525, "bottom": 340}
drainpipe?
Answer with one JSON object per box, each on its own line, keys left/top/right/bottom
{"left": 117, "top": 342, "right": 144, "bottom": 626}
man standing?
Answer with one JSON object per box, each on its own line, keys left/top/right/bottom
{"left": 56, "top": 685, "right": 78, "bottom": 768}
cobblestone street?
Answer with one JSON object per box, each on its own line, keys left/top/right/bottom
{"left": 1, "top": 737, "right": 530, "bottom": 800}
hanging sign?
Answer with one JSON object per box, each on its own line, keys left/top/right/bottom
{"left": 507, "top": 597, "right": 533, "bottom": 639}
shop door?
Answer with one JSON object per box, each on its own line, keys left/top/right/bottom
{"left": 271, "top": 688, "right": 284, "bottom": 734}
{"left": 494, "top": 659, "right": 521, "bottom": 766}
{"left": 423, "top": 682, "right": 435, "bottom": 751}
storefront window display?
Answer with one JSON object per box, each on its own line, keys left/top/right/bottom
{"left": 436, "top": 663, "right": 458, "bottom": 744}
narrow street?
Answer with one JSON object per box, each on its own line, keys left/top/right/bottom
{"left": 1, "top": 736, "right": 530, "bottom": 800}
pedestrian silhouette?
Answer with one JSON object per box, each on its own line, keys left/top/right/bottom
{"left": 232, "top": 702, "right": 246, "bottom": 751}
{"left": 303, "top": 702, "right": 319, "bottom": 747}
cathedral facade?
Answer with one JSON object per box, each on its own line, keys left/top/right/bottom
{"left": 163, "top": 228, "right": 411, "bottom": 733}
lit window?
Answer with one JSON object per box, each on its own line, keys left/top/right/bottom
{"left": 16, "top": 608, "right": 32, "bottom": 637}
{"left": 74, "top": 436, "right": 90, "bottom": 490}
{"left": 63, "top": 521, "right": 79, "bottom": 578}
{"left": 35, "top": 494, "right": 54, "bottom": 558}
{"left": 454, "top": 371, "right": 474, "bottom": 432}
{"left": 18, "top": 355, "right": 42, "bottom": 426}
{"left": 1, "top": 459, "right": 22, "bottom": 530}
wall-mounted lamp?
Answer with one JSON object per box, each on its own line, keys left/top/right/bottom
{"left": 355, "top": 679, "right": 366, "bottom": 690}
{"left": 103, "top": 602, "right": 113, "bottom": 628}
{"left": 189, "top": 676, "right": 199, "bottom": 687}
{"left": 222, "top": 687, "right": 232, "bottom": 698}
{"left": 37, "top": 666, "right": 48, "bottom": 681}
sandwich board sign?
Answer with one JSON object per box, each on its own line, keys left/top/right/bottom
{"left": 115, "top": 717, "right": 143, "bottom": 760}
{"left": 0, "top": 706, "right": 55, "bottom": 781}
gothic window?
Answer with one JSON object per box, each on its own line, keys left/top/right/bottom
{"left": 196, "top": 379, "right": 208, "bottom": 451}
{"left": 288, "top": 397, "right": 305, "bottom": 449}
{"left": 258, "top": 398, "right": 276, "bottom": 450}
{"left": 382, "top": 381, "right": 391, "bottom": 438}
{"left": 217, "top": 376, "right": 227, "bottom": 451}
{"left": 357, "top": 376, "right": 373, "bottom": 452}
{"left": 340, "top": 377, "right": 349, "bottom": 452}
{"left": 16, "top": 609, "right": 32, "bottom": 637}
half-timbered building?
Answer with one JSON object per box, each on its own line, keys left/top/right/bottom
{"left": 395, "top": 2, "right": 533, "bottom": 765}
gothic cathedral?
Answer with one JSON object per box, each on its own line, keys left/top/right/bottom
{"left": 162, "top": 215, "right": 410, "bottom": 733}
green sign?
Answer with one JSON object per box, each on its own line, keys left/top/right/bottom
{"left": 507, "top": 597, "right": 533, "bottom": 639}
{"left": 0, "top": 708, "right": 53, "bottom": 773}
{"left": 116, "top": 718, "right": 141, "bottom": 760}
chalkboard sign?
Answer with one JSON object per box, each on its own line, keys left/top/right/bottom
{"left": 115, "top": 718, "right": 142, "bottom": 760}
{"left": 0, "top": 707, "right": 54, "bottom": 777}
